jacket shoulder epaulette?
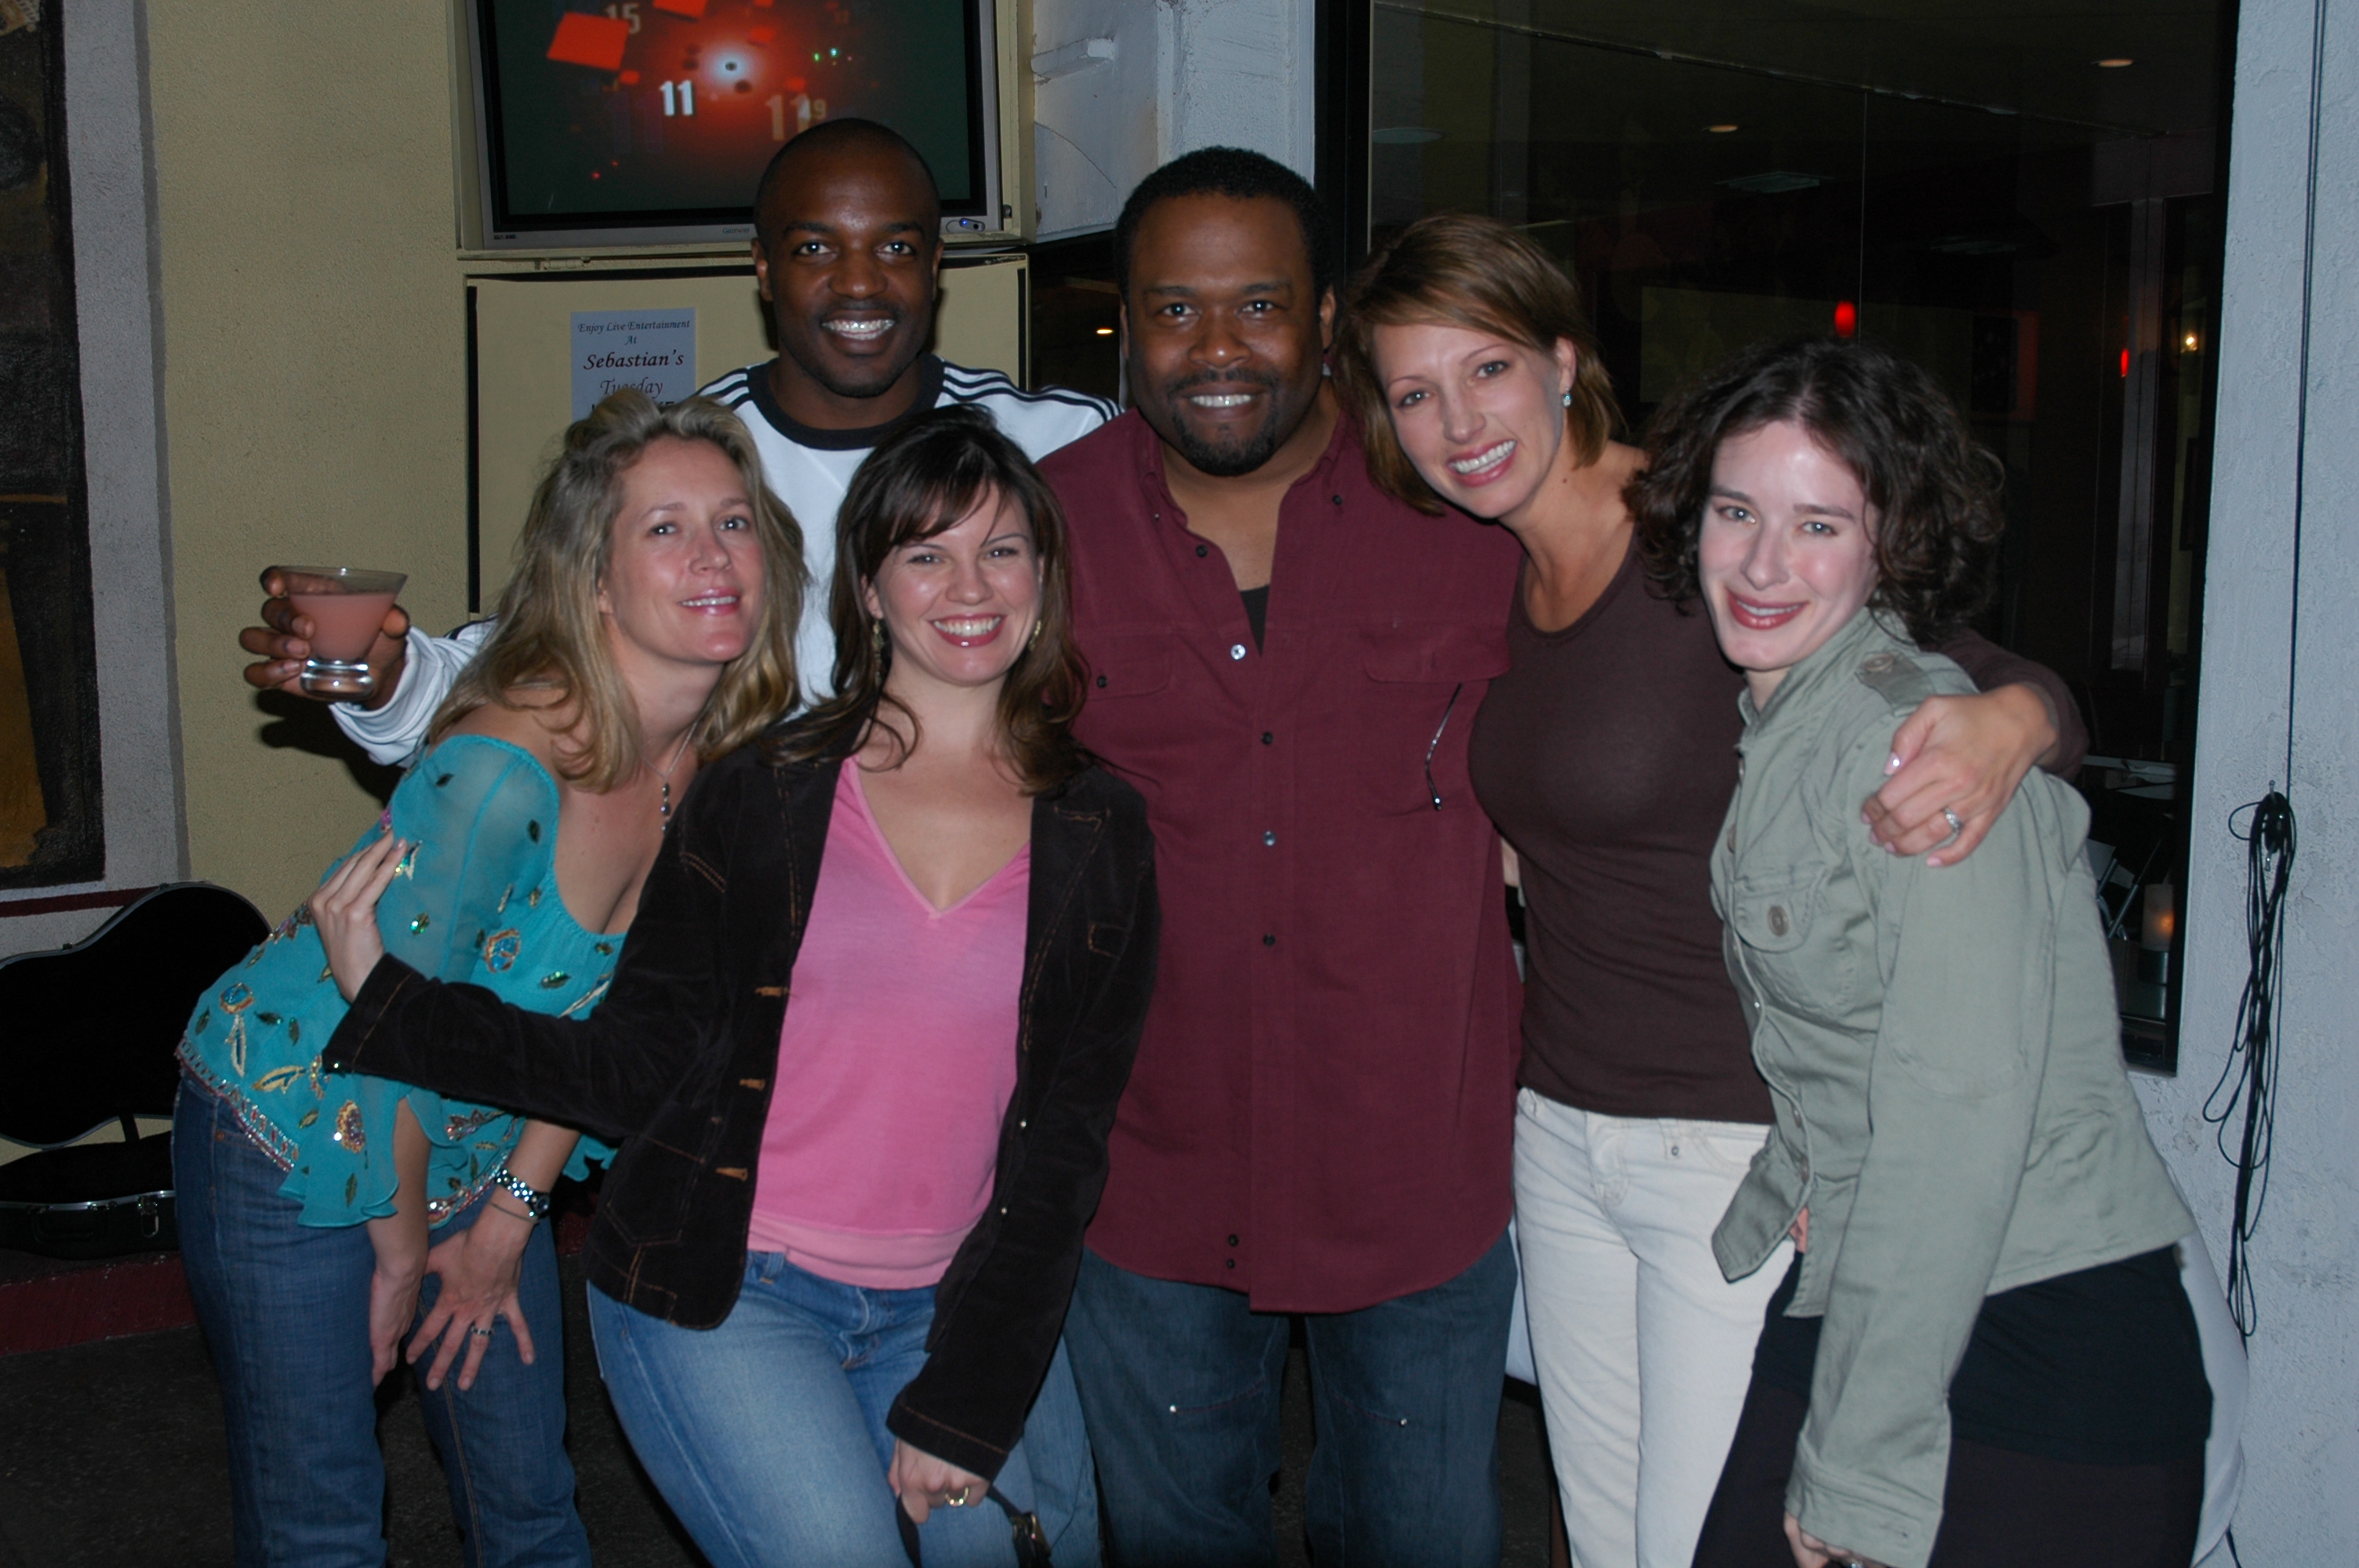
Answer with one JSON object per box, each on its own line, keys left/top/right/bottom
{"left": 1852, "top": 648, "right": 1942, "bottom": 713}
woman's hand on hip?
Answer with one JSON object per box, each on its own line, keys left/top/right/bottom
{"left": 1863, "top": 683, "right": 2057, "bottom": 867}
{"left": 312, "top": 828, "right": 404, "bottom": 1001}
{"left": 1786, "top": 1513, "right": 1892, "bottom": 1568}
{"left": 412, "top": 1203, "right": 538, "bottom": 1392}
{"left": 889, "top": 1439, "right": 991, "bottom": 1526}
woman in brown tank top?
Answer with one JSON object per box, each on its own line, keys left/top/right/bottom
{"left": 1331, "top": 215, "right": 2074, "bottom": 1568}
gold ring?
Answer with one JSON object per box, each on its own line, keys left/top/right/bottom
{"left": 944, "top": 1486, "right": 972, "bottom": 1507}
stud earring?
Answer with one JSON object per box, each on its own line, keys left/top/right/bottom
{"left": 870, "top": 617, "right": 885, "bottom": 655}
{"left": 1561, "top": 389, "right": 1573, "bottom": 408}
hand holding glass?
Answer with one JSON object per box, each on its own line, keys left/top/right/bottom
{"left": 270, "top": 567, "right": 407, "bottom": 697}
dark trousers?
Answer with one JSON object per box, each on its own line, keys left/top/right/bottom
{"left": 1691, "top": 1377, "right": 2204, "bottom": 1568}
{"left": 1064, "top": 1231, "right": 1518, "bottom": 1568}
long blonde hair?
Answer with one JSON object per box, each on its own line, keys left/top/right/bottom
{"left": 427, "top": 390, "right": 807, "bottom": 788}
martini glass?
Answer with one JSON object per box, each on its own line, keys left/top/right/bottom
{"left": 272, "top": 567, "right": 407, "bottom": 697}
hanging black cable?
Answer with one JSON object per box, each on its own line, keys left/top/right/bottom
{"left": 2196, "top": 0, "right": 2324, "bottom": 1345}
{"left": 2204, "top": 791, "right": 2292, "bottom": 1339}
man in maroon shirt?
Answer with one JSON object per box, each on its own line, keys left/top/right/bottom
{"left": 1046, "top": 149, "right": 1527, "bottom": 1566}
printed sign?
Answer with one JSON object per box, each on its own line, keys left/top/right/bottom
{"left": 571, "top": 310, "right": 696, "bottom": 419}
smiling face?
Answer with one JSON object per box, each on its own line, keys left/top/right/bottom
{"left": 1121, "top": 193, "right": 1335, "bottom": 479}
{"left": 1370, "top": 319, "right": 1579, "bottom": 524}
{"left": 597, "top": 436, "right": 766, "bottom": 676}
{"left": 753, "top": 140, "right": 943, "bottom": 426}
{"left": 862, "top": 487, "right": 1042, "bottom": 699}
{"left": 1698, "top": 419, "right": 1883, "bottom": 704}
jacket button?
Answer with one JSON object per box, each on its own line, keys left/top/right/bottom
{"left": 1261, "top": 731, "right": 1274, "bottom": 745}
{"left": 1096, "top": 673, "right": 1107, "bottom": 688}
{"left": 1018, "top": 1119, "right": 1027, "bottom": 1131}
{"left": 1263, "top": 934, "right": 1276, "bottom": 946}
{"left": 1768, "top": 906, "right": 1790, "bottom": 937}
{"left": 1230, "top": 643, "right": 1248, "bottom": 661}
{"left": 1262, "top": 830, "right": 1276, "bottom": 847}
{"left": 1196, "top": 543, "right": 1209, "bottom": 557}
{"left": 1224, "top": 1258, "right": 1236, "bottom": 1269}
{"left": 1227, "top": 1234, "right": 1239, "bottom": 1247}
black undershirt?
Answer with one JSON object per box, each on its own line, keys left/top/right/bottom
{"left": 1750, "top": 1247, "right": 2212, "bottom": 1465}
{"left": 1239, "top": 585, "right": 1270, "bottom": 649}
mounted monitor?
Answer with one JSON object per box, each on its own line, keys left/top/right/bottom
{"left": 460, "top": 0, "right": 1008, "bottom": 252}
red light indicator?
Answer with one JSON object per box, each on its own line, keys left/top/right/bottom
{"left": 1833, "top": 300, "right": 1857, "bottom": 338}
{"left": 617, "top": 69, "right": 641, "bottom": 85}
{"left": 2120, "top": 347, "right": 2131, "bottom": 377}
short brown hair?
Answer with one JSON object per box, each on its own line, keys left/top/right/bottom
{"left": 428, "top": 390, "right": 805, "bottom": 789}
{"left": 765, "top": 406, "right": 1091, "bottom": 793}
{"left": 1333, "top": 212, "right": 1620, "bottom": 514}
{"left": 1629, "top": 336, "right": 2004, "bottom": 645}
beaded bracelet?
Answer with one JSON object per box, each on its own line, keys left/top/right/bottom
{"left": 490, "top": 1164, "right": 551, "bottom": 1223}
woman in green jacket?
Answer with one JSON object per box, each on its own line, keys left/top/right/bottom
{"left": 1632, "top": 336, "right": 2209, "bottom": 1568}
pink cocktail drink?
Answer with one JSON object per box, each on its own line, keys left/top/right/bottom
{"left": 271, "top": 566, "right": 407, "bottom": 697}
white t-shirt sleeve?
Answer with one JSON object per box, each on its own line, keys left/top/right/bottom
{"left": 329, "top": 619, "right": 496, "bottom": 767}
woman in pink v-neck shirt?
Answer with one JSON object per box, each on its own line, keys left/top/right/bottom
{"left": 746, "top": 762, "right": 1030, "bottom": 1286}
{"left": 317, "top": 407, "right": 1158, "bottom": 1568}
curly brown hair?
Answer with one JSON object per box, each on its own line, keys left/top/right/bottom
{"left": 1629, "top": 336, "right": 2004, "bottom": 645}
{"left": 1333, "top": 212, "right": 1620, "bottom": 514}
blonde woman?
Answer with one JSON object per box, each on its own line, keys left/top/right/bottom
{"left": 310, "top": 408, "right": 1155, "bottom": 1567}
{"left": 175, "top": 390, "right": 801, "bottom": 1567}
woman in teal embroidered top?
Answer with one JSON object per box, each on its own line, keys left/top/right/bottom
{"left": 173, "top": 390, "right": 804, "bottom": 1567}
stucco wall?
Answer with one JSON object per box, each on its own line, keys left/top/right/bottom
{"left": 144, "top": 1, "right": 477, "bottom": 924}
{"left": 1031, "top": 0, "right": 1314, "bottom": 240}
{"left": 2135, "top": 0, "right": 2359, "bottom": 1559}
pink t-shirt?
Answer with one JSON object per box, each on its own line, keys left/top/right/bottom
{"left": 746, "top": 764, "right": 1029, "bottom": 1289}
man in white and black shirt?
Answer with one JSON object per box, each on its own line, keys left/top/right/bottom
{"left": 241, "top": 118, "right": 1111, "bottom": 764}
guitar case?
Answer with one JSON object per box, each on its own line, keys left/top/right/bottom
{"left": 0, "top": 883, "right": 269, "bottom": 1258}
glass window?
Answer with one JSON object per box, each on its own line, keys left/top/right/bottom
{"left": 1365, "top": 1, "right": 2233, "bottom": 1068}
{"left": 0, "top": 10, "right": 102, "bottom": 890}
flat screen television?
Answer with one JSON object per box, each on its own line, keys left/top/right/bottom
{"left": 462, "top": 0, "right": 1005, "bottom": 251}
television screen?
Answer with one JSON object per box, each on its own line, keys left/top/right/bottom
{"left": 472, "top": 0, "right": 991, "bottom": 245}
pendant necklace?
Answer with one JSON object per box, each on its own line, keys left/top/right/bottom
{"left": 655, "top": 731, "right": 693, "bottom": 828}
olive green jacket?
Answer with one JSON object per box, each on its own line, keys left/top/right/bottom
{"left": 1710, "top": 610, "right": 2193, "bottom": 1568}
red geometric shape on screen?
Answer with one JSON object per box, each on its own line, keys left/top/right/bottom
{"left": 747, "top": 26, "right": 776, "bottom": 44}
{"left": 618, "top": 69, "right": 642, "bottom": 84}
{"left": 652, "top": 0, "right": 709, "bottom": 16}
{"left": 547, "top": 13, "right": 630, "bottom": 71}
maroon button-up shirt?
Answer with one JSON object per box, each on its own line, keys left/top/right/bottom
{"left": 1045, "top": 409, "right": 1525, "bottom": 1313}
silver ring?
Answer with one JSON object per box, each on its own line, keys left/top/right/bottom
{"left": 943, "top": 1487, "right": 972, "bottom": 1508}
{"left": 1940, "top": 808, "right": 1964, "bottom": 837}
{"left": 468, "top": 1326, "right": 494, "bottom": 1339}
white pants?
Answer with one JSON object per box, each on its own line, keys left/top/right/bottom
{"left": 1513, "top": 1089, "right": 1790, "bottom": 1568}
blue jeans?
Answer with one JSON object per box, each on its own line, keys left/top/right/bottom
{"left": 587, "top": 1249, "right": 1100, "bottom": 1568}
{"left": 174, "top": 1079, "right": 589, "bottom": 1568}
{"left": 1065, "top": 1231, "right": 1517, "bottom": 1567}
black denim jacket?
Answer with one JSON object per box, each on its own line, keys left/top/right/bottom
{"left": 324, "top": 747, "right": 1159, "bottom": 1477}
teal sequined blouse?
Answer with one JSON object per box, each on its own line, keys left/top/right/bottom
{"left": 178, "top": 736, "right": 620, "bottom": 1227}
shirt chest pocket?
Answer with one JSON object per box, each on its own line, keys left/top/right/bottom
{"left": 1727, "top": 863, "right": 1856, "bottom": 1023}
{"left": 1358, "top": 626, "right": 1511, "bottom": 815}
